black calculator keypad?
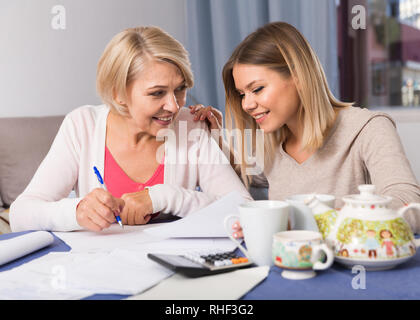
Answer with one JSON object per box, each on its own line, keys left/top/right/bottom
{"left": 185, "top": 250, "right": 250, "bottom": 268}
{"left": 148, "top": 249, "right": 253, "bottom": 277}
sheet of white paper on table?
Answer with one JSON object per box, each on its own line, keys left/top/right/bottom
{"left": 0, "top": 252, "right": 98, "bottom": 299}
{"left": 128, "top": 266, "right": 270, "bottom": 300}
{"left": 64, "top": 249, "right": 174, "bottom": 295}
{"left": 124, "top": 237, "right": 237, "bottom": 254}
{"left": 66, "top": 238, "right": 237, "bottom": 295}
{"left": 62, "top": 238, "right": 238, "bottom": 295}
{"left": 144, "top": 191, "right": 246, "bottom": 238}
{"left": 0, "top": 238, "right": 238, "bottom": 299}
{"left": 53, "top": 224, "right": 165, "bottom": 253}
{"left": 7, "top": 192, "right": 246, "bottom": 299}
{"left": 53, "top": 191, "right": 246, "bottom": 253}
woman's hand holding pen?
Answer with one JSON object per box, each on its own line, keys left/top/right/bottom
{"left": 120, "top": 189, "right": 154, "bottom": 225}
{"left": 76, "top": 188, "right": 125, "bottom": 232}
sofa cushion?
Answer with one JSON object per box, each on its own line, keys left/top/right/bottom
{"left": 0, "top": 115, "right": 64, "bottom": 206}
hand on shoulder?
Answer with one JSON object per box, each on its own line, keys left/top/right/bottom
{"left": 188, "top": 104, "right": 223, "bottom": 131}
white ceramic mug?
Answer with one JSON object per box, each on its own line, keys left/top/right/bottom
{"left": 272, "top": 230, "right": 334, "bottom": 280}
{"left": 223, "top": 200, "right": 290, "bottom": 266}
{"left": 286, "top": 194, "right": 335, "bottom": 231}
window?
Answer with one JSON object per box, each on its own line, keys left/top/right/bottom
{"left": 337, "top": 0, "right": 420, "bottom": 108}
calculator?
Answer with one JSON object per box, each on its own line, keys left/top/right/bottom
{"left": 147, "top": 249, "right": 254, "bottom": 277}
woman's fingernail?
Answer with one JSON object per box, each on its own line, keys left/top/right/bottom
{"left": 233, "top": 232, "right": 238, "bottom": 238}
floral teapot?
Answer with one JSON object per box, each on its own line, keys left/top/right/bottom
{"left": 305, "top": 185, "right": 420, "bottom": 271}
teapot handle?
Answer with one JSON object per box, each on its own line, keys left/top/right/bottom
{"left": 397, "top": 203, "right": 420, "bottom": 219}
{"left": 398, "top": 204, "right": 420, "bottom": 240}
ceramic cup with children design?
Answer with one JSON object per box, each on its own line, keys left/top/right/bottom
{"left": 224, "top": 200, "right": 290, "bottom": 266}
{"left": 272, "top": 230, "right": 334, "bottom": 280}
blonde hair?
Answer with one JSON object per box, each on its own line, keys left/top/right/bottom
{"left": 222, "top": 21, "right": 353, "bottom": 187}
{"left": 97, "top": 26, "right": 194, "bottom": 116}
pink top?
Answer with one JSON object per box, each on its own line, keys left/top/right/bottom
{"left": 104, "top": 146, "right": 164, "bottom": 198}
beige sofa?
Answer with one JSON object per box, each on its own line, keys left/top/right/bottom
{"left": 0, "top": 115, "right": 64, "bottom": 234}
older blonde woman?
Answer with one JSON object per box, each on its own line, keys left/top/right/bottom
{"left": 10, "top": 26, "right": 251, "bottom": 232}
{"left": 192, "top": 21, "right": 420, "bottom": 237}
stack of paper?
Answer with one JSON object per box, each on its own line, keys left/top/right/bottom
{"left": 0, "top": 238, "right": 237, "bottom": 299}
{"left": 0, "top": 192, "right": 246, "bottom": 299}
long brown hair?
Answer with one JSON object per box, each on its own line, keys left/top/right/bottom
{"left": 222, "top": 21, "right": 352, "bottom": 187}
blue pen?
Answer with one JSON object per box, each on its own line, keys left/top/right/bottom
{"left": 93, "top": 166, "right": 123, "bottom": 228}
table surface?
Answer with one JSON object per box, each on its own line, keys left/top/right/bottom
{"left": 1, "top": 231, "right": 420, "bottom": 300}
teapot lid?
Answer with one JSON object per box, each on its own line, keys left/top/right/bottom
{"left": 342, "top": 185, "right": 392, "bottom": 205}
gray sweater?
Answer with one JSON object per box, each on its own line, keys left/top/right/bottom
{"left": 257, "top": 106, "right": 420, "bottom": 231}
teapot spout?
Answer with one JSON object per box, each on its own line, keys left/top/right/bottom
{"left": 304, "top": 195, "right": 338, "bottom": 240}
{"left": 306, "top": 195, "right": 334, "bottom": 214}
{"left": 303, "top": 194, "right": 317, "bottom": 206}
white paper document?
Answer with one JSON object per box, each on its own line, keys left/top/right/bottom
{"left": 128, "top": 266, "right": 270, "bottom": 300}
{"left": 0, "top": 238, "right": 237, "bottom": 299}
{"left": 62, "top": 239, "right": 237, "bottom": 296}
{"left": 0, "top": 192, "right": 246, "bottom": 299}
{"left": 0, "top": 252, "right": 99, "bottom": 299}
{"left": 0, "top": 231, "right": 54, "bottom": 266}
{"left": 144, "top": 191, "right": 246, "bottom": 238}
{"left": 53, "top": 191, "right": 246, "bottom": 252}
{"left": 64, "top": 249, "right": 174, "bottom": 295}
{"left": 53, "top": 224, "right": 165, "bottom": 253}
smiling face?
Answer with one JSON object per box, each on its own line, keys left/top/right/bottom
{"left": 232, "top": 63, "right": 301, "bottom": 134}
{"left": 120, "top": 59, "right": 187, "bottom": 137}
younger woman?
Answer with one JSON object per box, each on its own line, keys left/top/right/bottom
{"left": 191, "top": 21, "right": 420, "bottom": 236}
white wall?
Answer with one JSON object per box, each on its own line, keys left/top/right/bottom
{"left": 397, "top": 122, "right": 420, "bottom": 183}
{"left": 375, "top": 108, "right": 420, "bottom": 183}
{"left": 0, "top": 0, "right": 186, "bottom": 117}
